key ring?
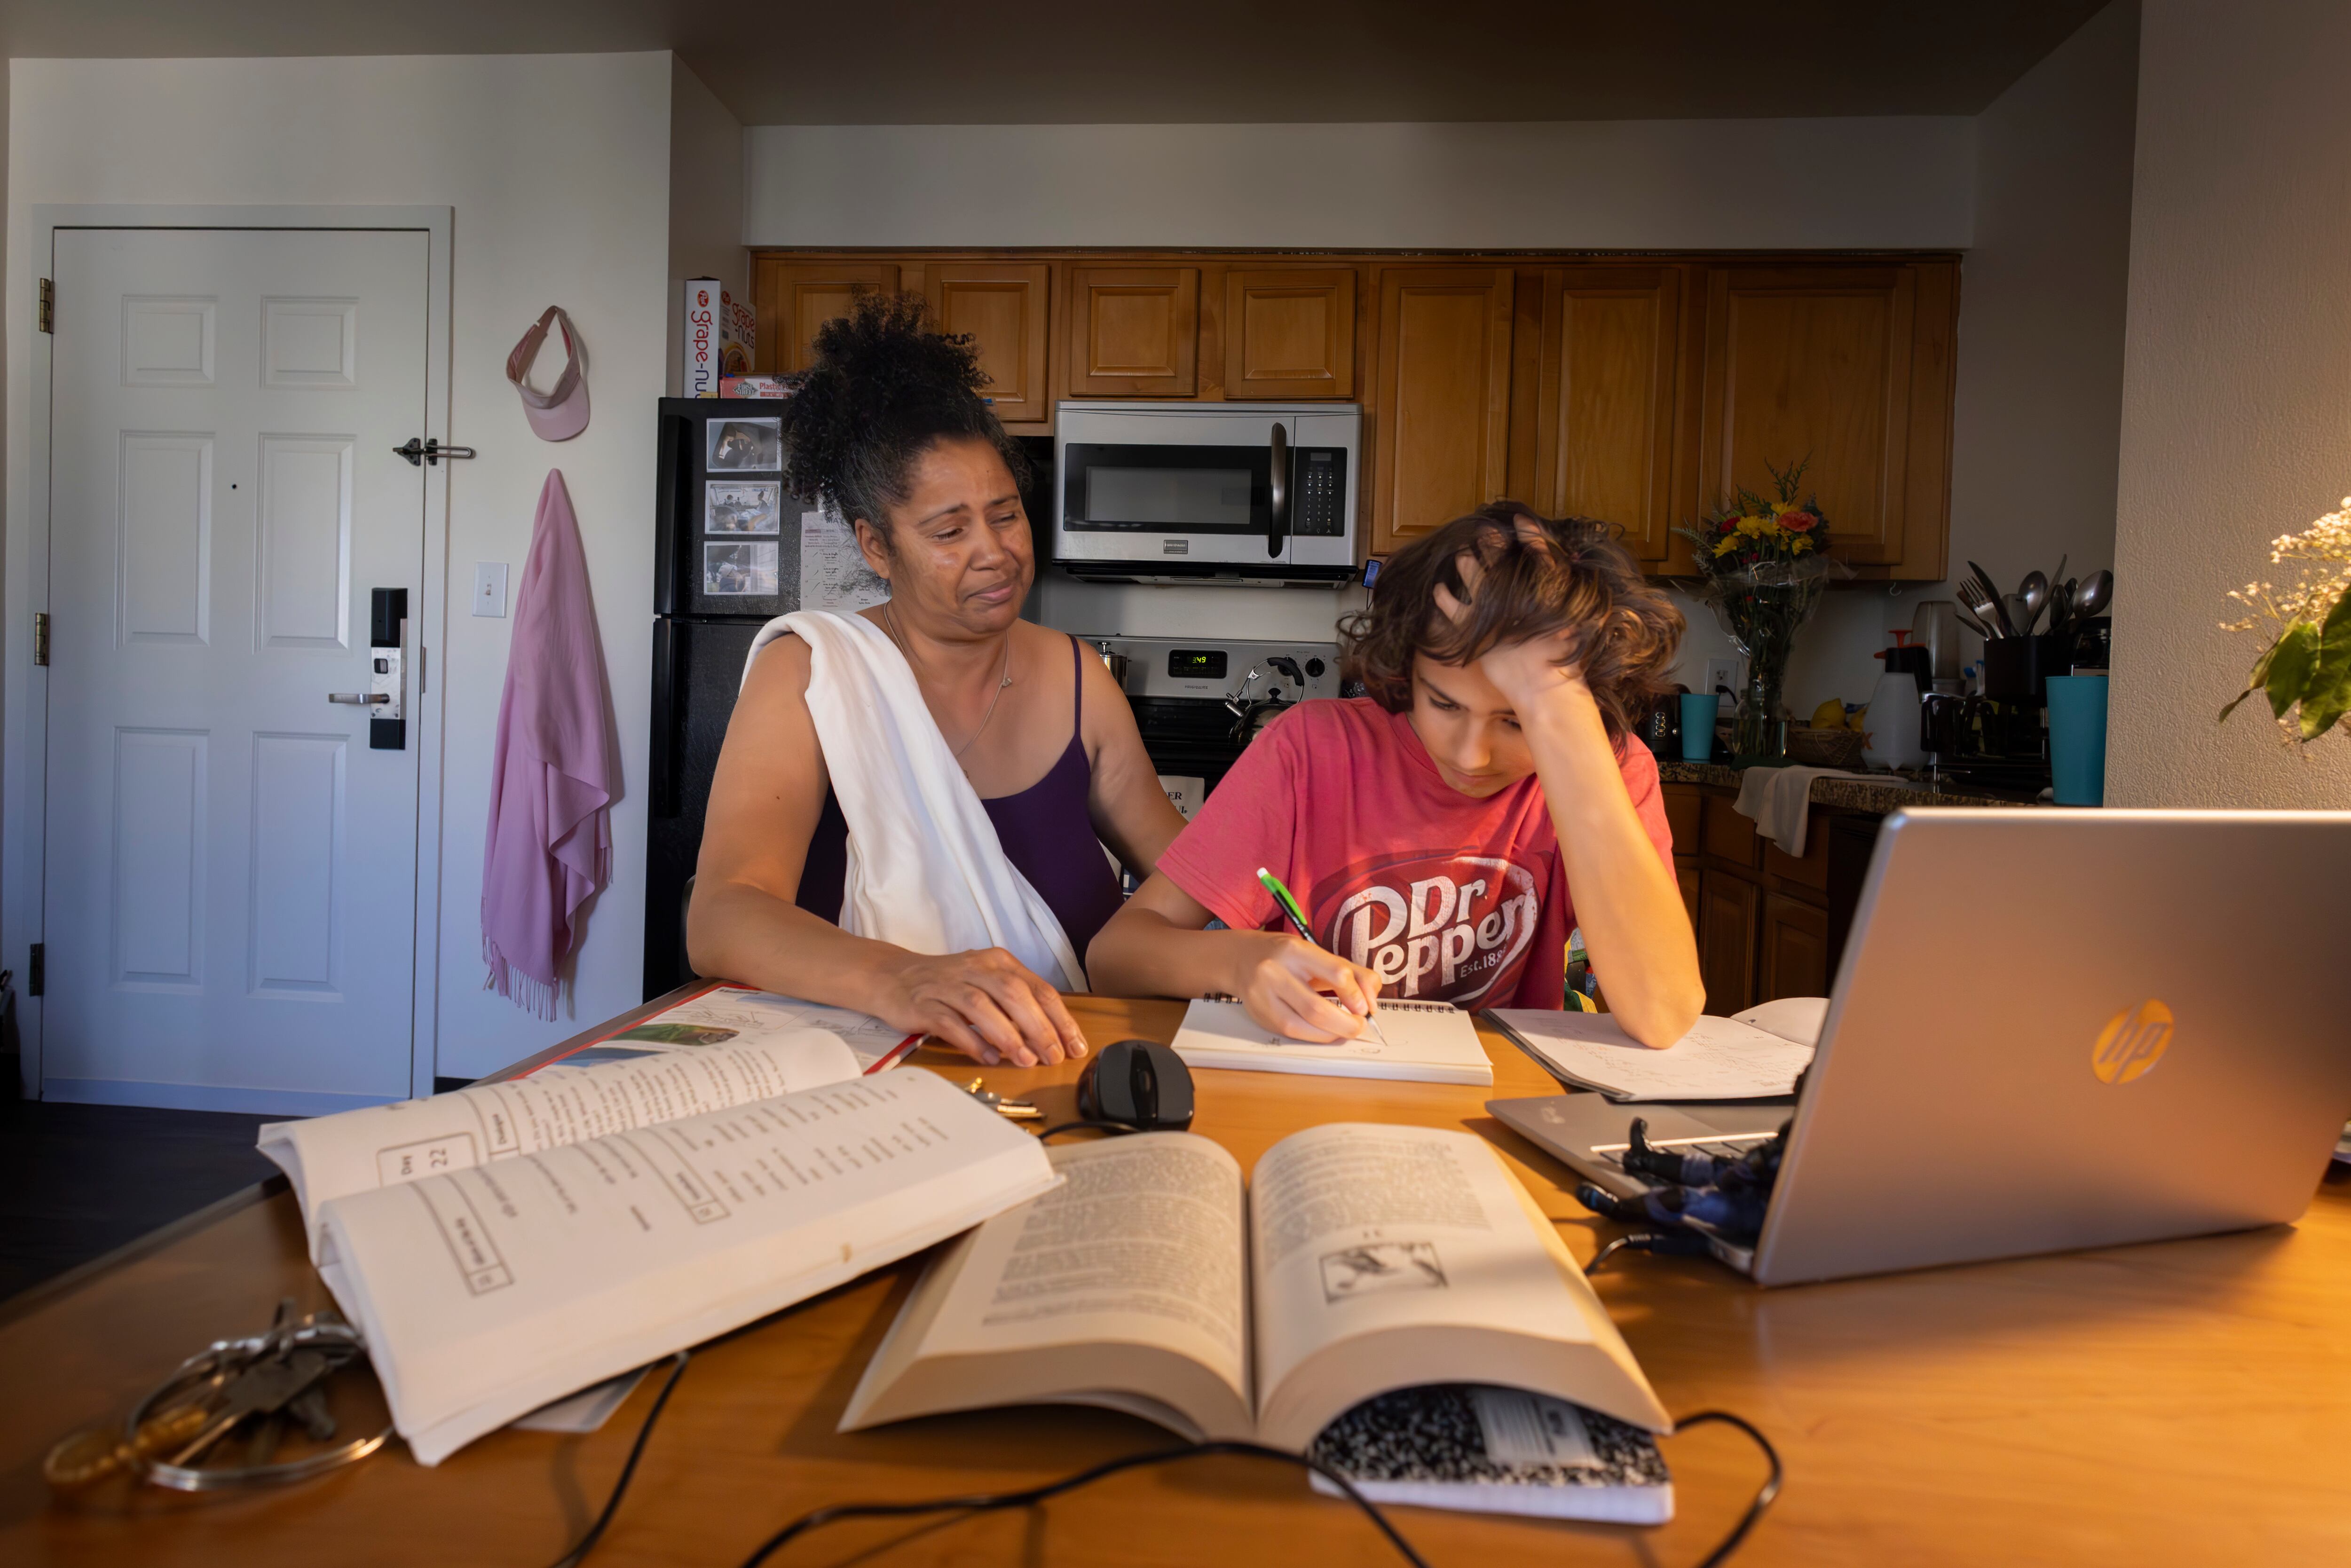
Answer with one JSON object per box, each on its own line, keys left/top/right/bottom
{"left": 128, "top": 1318, "right": 391, "bottom": 1492}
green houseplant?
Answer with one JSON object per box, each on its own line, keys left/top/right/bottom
{"left": 2220, "top": 495, "right": 2351, "bottom": 741}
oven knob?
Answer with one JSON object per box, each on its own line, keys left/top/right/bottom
{"left": 1305, "top": 658, "right": 1325, "bottom": 678}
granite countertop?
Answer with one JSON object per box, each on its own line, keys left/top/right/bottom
{"left": 1655, "top": 759, "right": 2050, "bottom": 813}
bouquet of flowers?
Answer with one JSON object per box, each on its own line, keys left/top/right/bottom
{"left": 1674, "top": 460, "right": 1848, "bottom": 760}
{"left": 2220, "top": 495, "right": 2351, "bottom": 742}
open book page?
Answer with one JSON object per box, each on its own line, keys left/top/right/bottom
{"left": 316, "top": 1069, "right": 1056, "bottom": 1466}
{"left": 583, "top": 985, "right": 922, "bottom": 1074}
{"left": 260, "top": 1027, "right": 863, "bottom": 1259}
{"left": 1493, "top": 1010, "right": 1813, "bottom": 1101}
{"left": 840, "top": 1133, "right": 1252, "bottom": 1442}
{"left": 1168, "top": 999, "right": 1493, "bottom": 1087}
{"left": 1247, "top": 1123, "right": 1667, "bottom": 1448}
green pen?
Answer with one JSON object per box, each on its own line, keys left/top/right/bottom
{"left": 1255, "top": 867, "right": 1383, "bottom": 1036}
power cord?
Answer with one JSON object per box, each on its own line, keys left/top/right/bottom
{"left": 732, "top": 1415, "right": 1782, "bottom": 1568}
{"left": 542, "top": 1349, "right": 691, "bottom": 1568}
{"left": 1033, "top": 1119, "right": 1145, "bottom": 1142}
{"left": 1585, "top": 1230, "right": 1714, "bottom": 1274}
{"left": 536, "top": 1312, "right": 1781, "bottom": 1568}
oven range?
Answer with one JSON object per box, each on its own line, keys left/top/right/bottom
{"left": 1089, "top": 635, "right": 1344, "bottom": 812}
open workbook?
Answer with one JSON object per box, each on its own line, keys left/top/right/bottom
{"left": 308, "top": 1069, "right": 1056, "bottom": 1465}
{"left": 841, "top": 1123, "right": 1668, "bottom": 1452}
{"left": 260, "top": 986, "right": 913, "bottom": 1259}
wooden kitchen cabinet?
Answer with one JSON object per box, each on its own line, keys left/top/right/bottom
{"left": 1371, "top": 267, "right": 1515, "bottom": 553}
{"left": 749, "top": 246, "right": 1963, "bottom": 575}
{"left": 1532, "top": 266, "right": 1693, "bottom": 563}
{"left": 1223, "top": 268, "right": 1357, "bottom": 400}
{"left": 754, "top": 260, "right": 900, "bottom": 375}
{"left": 1697, "top": 867, "right": 1760, "bottom": 1015}
{"left": 1669, "top": 779, "right": 1876, "bottom": 1014}
{"left": 1067, "top": 267, "right": 1199, "bottom": 395}
{"left": 1759, "top": 892, "right": 1830, "bottom": 1002}
{"left": 1692, "top": 260, "right": 1957, "bottom": 581}
{"left": 924, "top": 262, "right": 1052, "bottom": 430}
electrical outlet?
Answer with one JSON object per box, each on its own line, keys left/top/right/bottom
{"left": 1703, "top": 656, "right": 1740, "bottom": 705}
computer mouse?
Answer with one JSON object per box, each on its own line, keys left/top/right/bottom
{"left": 1075, "top": 1038, "right": 1195, "bottom": 1132}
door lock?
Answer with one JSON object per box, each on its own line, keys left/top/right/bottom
{"left": 327, "top": 692, "right": 390, "bottom": 705}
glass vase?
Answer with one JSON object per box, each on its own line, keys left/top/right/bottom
{"left": 1733, "top": 661, "right": 1788, "bottom": 762}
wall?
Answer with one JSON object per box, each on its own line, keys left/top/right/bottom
{"left": 2104, "top": 0, "right": 2351, "bottom": 806}
{"left": 5, "top": 53, "right": 676, "bottom": 1082}
{"left": 1713, "top": 0, "right": 2142, "bottom": 724}
{"left": 666, "top": 58, "right": 746, "bottom": 396}
{"left": 747, "top": 119, "right": 1975, "bottom": 251}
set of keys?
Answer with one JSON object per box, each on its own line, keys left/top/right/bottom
{"left": 44, "top": 1299, "right": 389, "bottom": 1494}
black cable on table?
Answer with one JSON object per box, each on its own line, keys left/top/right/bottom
{"left": 734, "top": 1441, "right": 1432, "bottom": 1568}
{"left": 543, "top": 1349, "right": 691, "bottom": 1568}
{"left": 1032, "top": 1119, "right": 1142, "bottom": 1142}
{"left": 731, "top": 1413, "right": 1783, "bottom": 1568}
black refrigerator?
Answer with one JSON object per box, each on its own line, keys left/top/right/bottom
{"left": 641, "top": 400, "right": 1052, "bottom": 999}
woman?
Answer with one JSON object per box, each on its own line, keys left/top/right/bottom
{"left": 689, "top": 295, "right": 1186, "bottom": 1066}
{"left": 1088, "top": 504, "right": 1704, "bottom": 1048}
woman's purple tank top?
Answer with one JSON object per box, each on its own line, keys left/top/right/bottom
{"left": 797, "top": 636, "right": 1126, "bottom": 961}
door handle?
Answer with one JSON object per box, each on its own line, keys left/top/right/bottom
{"left": 1267, "top": 423, "right": 1289, "bottom": 559}
{"left": 328, "top": 692, "right": 391, "bottom": 705}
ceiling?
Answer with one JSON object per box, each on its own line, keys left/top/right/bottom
{"left": 2, "top": 0, "right": 2112, "bottom": 125}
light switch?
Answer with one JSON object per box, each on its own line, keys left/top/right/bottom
{"left": 473, "top": 562, "right": 509, "bottom": 618}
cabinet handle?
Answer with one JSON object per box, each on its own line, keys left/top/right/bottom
{"left": 327, "top": 692, "right": 390, "bottom": 706}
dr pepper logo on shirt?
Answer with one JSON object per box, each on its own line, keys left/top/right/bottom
{"left": 1309, "top": 853, "right": 1539, "bottom": 1004}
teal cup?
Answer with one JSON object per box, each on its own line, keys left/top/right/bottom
{"left": 1679, "top": 693, "right": 1718, "bottom": 762}
{"left": 2045, "top": 675, "right": 2108, "bottom": 806}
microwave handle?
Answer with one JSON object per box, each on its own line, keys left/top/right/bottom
{"left": 1267, "top": 423, "right": 1289, "bottom": 559}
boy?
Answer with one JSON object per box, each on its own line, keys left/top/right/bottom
{"left": 1086, "top": 503, "right": 1703, "bottom": 1048}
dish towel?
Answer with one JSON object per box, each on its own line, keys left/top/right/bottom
{"left": 482, "top": 471, "right": 617, "bottom": 1016}
{"left": 1731, "top": 766, "right": 1916, "bottom": 858}
{"left": 744, "top": 610, "right": 1084, "bottom": 991}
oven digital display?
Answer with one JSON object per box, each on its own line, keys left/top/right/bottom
{"left": 1167, "top": 650, "right": 1227, "bottom": 680}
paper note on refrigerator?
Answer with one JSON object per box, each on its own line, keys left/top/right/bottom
{"left": 799, "top": 507, "right": 890, "bottom": 613}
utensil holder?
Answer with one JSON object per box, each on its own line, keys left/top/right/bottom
{"left": 1982, "top": 635, "right": 2065, "bottom": 701}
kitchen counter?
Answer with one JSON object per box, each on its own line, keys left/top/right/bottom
{"left": 1655, "top": 759, "right": 2051, "bottom": 814}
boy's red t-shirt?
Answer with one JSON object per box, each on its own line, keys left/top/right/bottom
{"left": 1153, "top": 697, "right": 1674, "bottom": 1010}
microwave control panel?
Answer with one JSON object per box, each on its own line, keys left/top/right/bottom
{"left": 1292, "top": 449, "right": 1348, "bottom": 537}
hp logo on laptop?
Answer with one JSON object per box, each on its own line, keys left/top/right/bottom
{"left": 2092, "top": 1000, "right": 2174, "bottom": 1084}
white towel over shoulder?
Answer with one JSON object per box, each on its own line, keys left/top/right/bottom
{"left": 745, "top": 610, "right": 1084, "bottom": 990}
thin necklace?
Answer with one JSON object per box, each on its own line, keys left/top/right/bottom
{"left": 882, "top": 600, "right": 1014, "bottom": 759}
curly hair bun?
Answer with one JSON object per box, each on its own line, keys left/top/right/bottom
{"left": 772, "top": 291, "right": 1026, "bottom": 532}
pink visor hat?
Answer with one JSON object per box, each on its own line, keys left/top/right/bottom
{"left": 507, "top": 306, "right": 590, "bottom": 441}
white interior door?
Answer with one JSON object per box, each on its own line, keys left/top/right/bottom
{"left": 43, "top": 228, "right": 429, "bottom": 1113}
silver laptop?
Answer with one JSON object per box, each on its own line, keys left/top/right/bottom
{"left": 1491, "top": 809, "right": 2351, "bottom": 1287}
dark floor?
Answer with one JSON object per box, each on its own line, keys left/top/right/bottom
{"left": 0, "top": 1097, "right": 276, "bottom": 1302}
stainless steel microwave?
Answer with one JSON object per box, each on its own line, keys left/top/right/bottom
{"left": 1051, "top": 400, "right": 1362, "bottom": 584}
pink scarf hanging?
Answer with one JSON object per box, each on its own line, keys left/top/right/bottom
{"left": 482, "top": 470, "right": 617, "bottom": 1016}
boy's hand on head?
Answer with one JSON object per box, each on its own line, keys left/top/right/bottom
{"left": 1433, "top": 514, "right": 1593, "bottom": 715}
{"left": 1230, "top": 933, "right": 1386, "bottom": 1043}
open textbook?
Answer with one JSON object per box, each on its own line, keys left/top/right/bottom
{"left": 841, "top": 1123, "right": 1667, "bottom": 1454}
{"left": 260, "top": 987, "right": 916, "bottom": 1259}
{"left": 1168, "top": 998, "right": 1494, "bottom": 1087}
{"left": 314, "top": 1069, "right": 1057, "bottom": 1465}
{"left": 1492, "top": 998, "right": 1826, "bottom": 1102}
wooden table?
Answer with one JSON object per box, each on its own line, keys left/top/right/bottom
{"left": 4, "top": 993, "right": 2347, "bottom": 1566}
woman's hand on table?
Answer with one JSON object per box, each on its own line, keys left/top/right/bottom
{"left": 1229, "top": 933, "right": 1386, "bottom": 1043}
{"left": 878, "top": 949, "right": 1089, "bottom": 1067}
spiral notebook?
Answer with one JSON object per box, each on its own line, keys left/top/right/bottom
{"left": 1167, "top": 998, "right": 1493, "bottom": 1086}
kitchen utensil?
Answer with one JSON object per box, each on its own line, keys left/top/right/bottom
{"left": 1955, "top": 606, "right": 1996, "bottom": 641}
{"left": 2075, "top": 568, "right": 2113, "bottom": 620}
{"left": 2018, "top": 571, "right": 2049, "bottom": 634}
{"left": 2006, "top": 594, "right": 2033, "bottom": 639}
{"left": 2047, "top": 577, "right": 2078, "bottom": 642}
{"left": 1960, "top": 576, "right": 2007, "bottom": 638}
{"left": 1965, "top": 561, "right": 2014, "bottom": 636}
